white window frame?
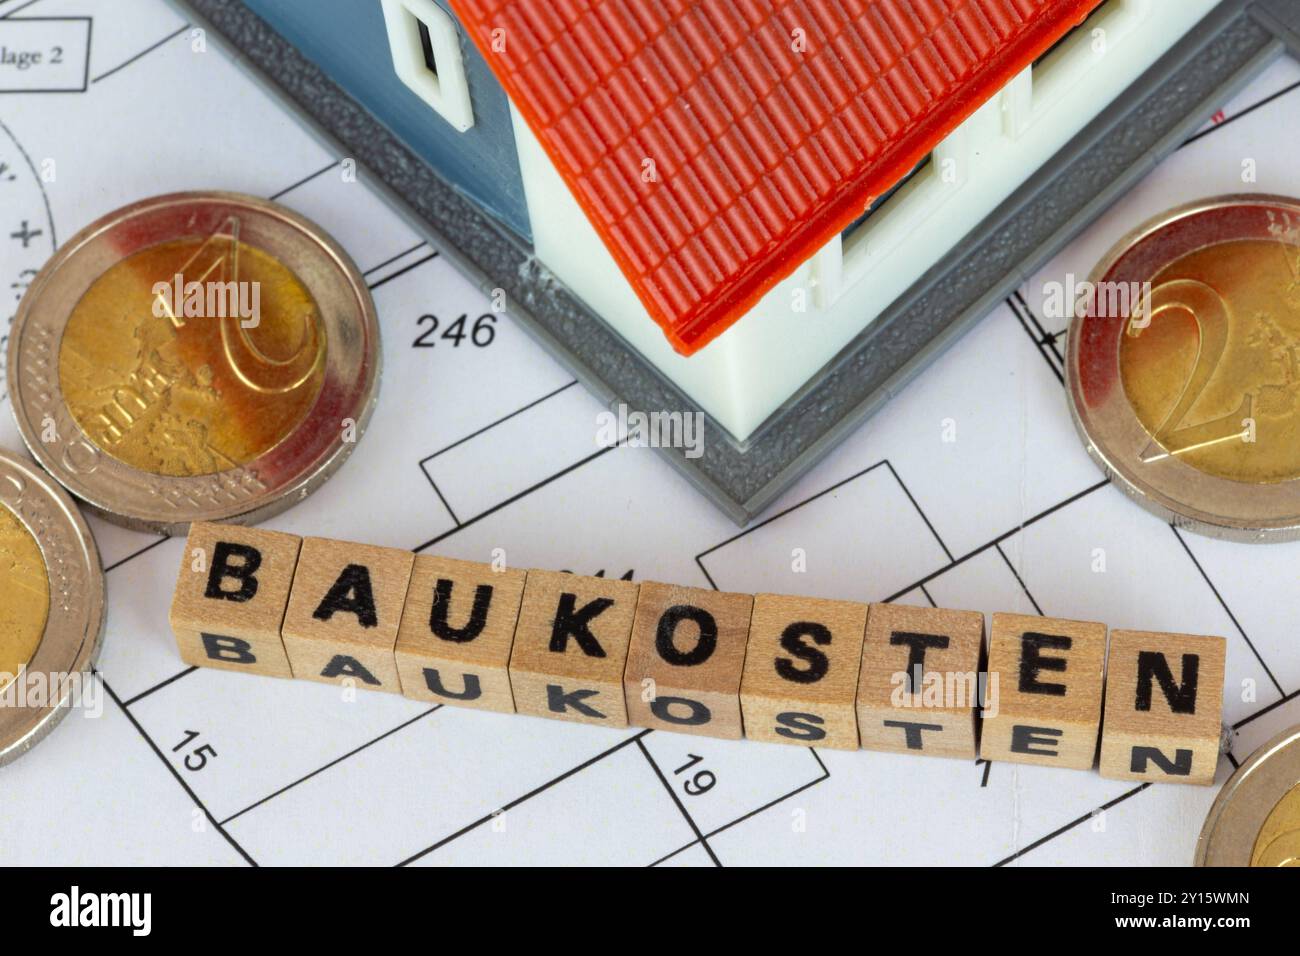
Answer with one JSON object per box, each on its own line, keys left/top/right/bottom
{"left": 381, "top": 0, "right": 475, "bottom": 132}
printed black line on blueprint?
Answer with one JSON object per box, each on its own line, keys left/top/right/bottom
{"left": 39, "top": 17, "right": 1300, "bottom": 865}
{"left": 694, "top": 459, "right": 948, "bottom": 588}
{"left": 416, "top": 379, "right": 582, "bottom": 530}
{"left": 91, "top": 21, "right": 186, "bottom": 84}
{"left": 99, "top": 674, "right": 257, "bottom": 867}
{"left": 0, "top": 0, "right": 44, "bottom": 18}
{"left": 650, "top": 748, "right": 830, "bottom": 867}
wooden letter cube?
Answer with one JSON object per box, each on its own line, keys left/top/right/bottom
{"left": 623, "top": 581, "right": 753, "bottom": 738}
{"left": 856, "top": 603, "right": 984, "bottom": 758}
{"left": 740, "top": 594, "right": 867, "bottom": 750}
{"left": 394, "top": 555, "right": 525, "bottom": 712}
{"left": 1099, "top": 629, "right": 1226, "bottom": 785}
{"left": 169, "top": 521, "right": 301, "bottom": 678}
{"left": 281, "top": 538, "right": 415, "bottom": 692}
{"left": 508, "top": 570, "right": 638, "bottom": 726}
{"left": 979, "top": 612, "right": 1106, "bottom": 769}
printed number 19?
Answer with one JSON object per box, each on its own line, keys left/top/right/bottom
{"left": 673, "top": 753, "right": 716, "bottom": 796}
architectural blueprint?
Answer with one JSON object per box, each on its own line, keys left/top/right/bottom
{"left": 2, "top": 0, "right": 1299, "bottom": 865}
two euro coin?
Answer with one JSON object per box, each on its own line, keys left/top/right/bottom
{"left": 1066, "top": 194, "right": 1300, "bottom": 541}
{"left": 7, "top": 191, "right": 380, "bottom": 534}
{"left": 1197, "top": 725, "right": 1300, "bottom": 866}
{"left": 0, "top": 448, "right": 104, "bottom": 765}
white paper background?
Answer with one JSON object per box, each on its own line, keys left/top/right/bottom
{"left": 0, "top": 0, "right": 1297, "bottom": 866}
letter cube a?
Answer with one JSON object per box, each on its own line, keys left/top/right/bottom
{"left": 170, "top": 521, "right": 301, "bottom": 678}
{"left": 508, "top": 570, "right": 638, "bottom": 726}
{"left": 281, "top": 538, "right": 415, "bottom": 693}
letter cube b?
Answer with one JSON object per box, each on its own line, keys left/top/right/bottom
{"left": 169, "top": 522, "right": 303, "bottom": 678}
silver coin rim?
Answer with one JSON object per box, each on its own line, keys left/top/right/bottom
{"left": 0, "top": 448, "right": 106, "bottom": 766}
{"left": 6, "top": 190, "right": 380, "bottom": 535}
{"left": 1195, "top": 724, "right": 1300, "bottom": 866}
{"left": 1065, "top": 193, "right": 1300, "bottom": 543}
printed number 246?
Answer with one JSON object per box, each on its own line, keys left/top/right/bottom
{"left": 413, "top": 313, "right": 496, "bottom": 349}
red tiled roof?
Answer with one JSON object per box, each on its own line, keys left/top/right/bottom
{"left": 451, "top": 0, "right": 1102, "bottom": 355}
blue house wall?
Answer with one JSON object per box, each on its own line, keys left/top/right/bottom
{"left": 242, "top": 0, "right": 531, "bottom": 241}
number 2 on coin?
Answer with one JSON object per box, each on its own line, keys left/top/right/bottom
{"left": 1128, "top": 278, "right": 1251, "bottom": 463}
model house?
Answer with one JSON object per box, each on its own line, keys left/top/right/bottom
{"left": 241, "top": 0, "right": 1223, "bottom": 442}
